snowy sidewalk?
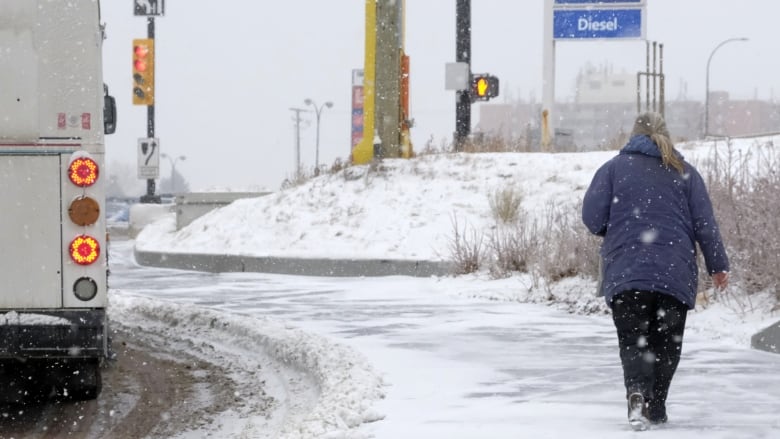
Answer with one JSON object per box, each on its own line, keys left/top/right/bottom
{"left": 112, "top": 240, "right": 780, "bottom": 439}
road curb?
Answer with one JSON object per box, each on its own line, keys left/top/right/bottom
{"left": 752, "top": 320, "right": 780, "bottom": 354}
{"left": 133, "top": 248, "right": 454, "bottom": 278}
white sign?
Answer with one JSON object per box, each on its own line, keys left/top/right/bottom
{"left": 134, "top": 0, "right": 165, "bottom": 16}
{"left": 138, "top": 137, "right": 160, "bottom": 179}
{"left": 445, "top": 62, "right": 470, "bottom": 91}
{"left": 352, "top": 69, "right": 364, "bottom": 87}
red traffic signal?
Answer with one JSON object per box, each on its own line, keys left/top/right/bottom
{"left": 471, "top": 74, "right": 499, "bottom": 102}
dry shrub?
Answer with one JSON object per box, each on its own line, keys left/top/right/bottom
{"left": 702, "top": 139, "right": 780, "bottom": 307}
{"left": 280, "top": 169, "right": 311, "bottom": 190}
{"left": 453, "top": 200, "right": 600, "bottom": 284}
{"left": 281, "top": 157, "right": 351, "bottom": 190}
{"left": 487, "top": 221, "right": 539, "bottom": 279}
{"left": 448, "top": 214, "right": 484, "bottom": 275}
{"left": 531, "top": 201, "right": 600, "bottom": 283}
{"left": 418, "top": 135, "right": 449, "bottom": 157}
{"left": 488, "top": 186, "right": 523, "bottom": 224}
{"left": 460, "top": 134, "right": 532, "bottom": 153}
{"left": 329, "top": 157, "right": 347, "bottom": 174}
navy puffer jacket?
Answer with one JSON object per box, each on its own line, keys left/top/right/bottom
{"left": 582, "top": 135, "right": 729, "bottom": 309}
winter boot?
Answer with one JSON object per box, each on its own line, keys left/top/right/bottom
{"left": 627, "top": 392, "right": 650, "bottom": 431}
{"left": 647, "top": 402, "right": 668, "bottom": 425}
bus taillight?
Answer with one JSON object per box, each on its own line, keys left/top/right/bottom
{"left": 68, "top": 157, "right": 99, "bottom": 187}
{"left": 69, "top": 235, "right": 100, "bottom": 265}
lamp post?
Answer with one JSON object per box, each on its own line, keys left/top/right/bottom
{"left": 304, "top": 98, "right": 333, "bottom": 172}
{"left": 161, "top": 153, "right": 186, "bottom": 194}
{"left": 704, "top": 37, "right": 748, "bottom": 137}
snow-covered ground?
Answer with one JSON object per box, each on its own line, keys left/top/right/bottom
{"left": 126, "top": 137, "right": 780, "bottom": 438}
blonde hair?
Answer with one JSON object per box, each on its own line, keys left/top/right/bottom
{"left": 631, "top": 112, "right": 684, "bottom": 173}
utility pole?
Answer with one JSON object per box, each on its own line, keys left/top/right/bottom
{"left": 455, "top": 0, "right": 471, "bottom": 151}
{"left": 375, "top": 0, "right": 403, "bottom": 159}
{"left": 289, "top": 108, "right": 307, "bottom": 179}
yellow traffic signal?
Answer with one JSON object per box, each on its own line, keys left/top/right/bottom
{"left": 476, "top": 77, "right": 489, "bottom": 98}
{"left": 132, "top": 38, "right": 155, "bottom": 106}
{"left": 470, "top": 74, "right": 499, "bottom": 102}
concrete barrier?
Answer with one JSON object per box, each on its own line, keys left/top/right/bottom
{"left": 134, "top": 249, "right": 454, "bottom": 278}
{"left": 128, "top": 203, "right": 173, "bottom": 238}
{"left": 752, "top": 320, "right": 780, "bottom": 354}
{"left": 175, "top": 192, "right": 270, "bottom": 230}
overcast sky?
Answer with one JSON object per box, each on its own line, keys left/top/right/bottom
{"left": 101, "top": 1, "right": 780, "bottom": 192}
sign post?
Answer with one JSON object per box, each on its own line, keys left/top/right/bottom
{"left": 134, "top": 0, "right": 164, "bottom": 202}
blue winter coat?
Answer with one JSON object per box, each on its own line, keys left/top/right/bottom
{"left": 582, "top": 135, "right": 729, "bottom": 309}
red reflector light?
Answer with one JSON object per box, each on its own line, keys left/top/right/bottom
{"left": 68, "top": 157, "right": 99, "bottom": 187}
{"left": 134, "top": 59, "right": 147, "bottom": 72}
{"left": 70, "top": 235, "right": 100, "bottom": 265}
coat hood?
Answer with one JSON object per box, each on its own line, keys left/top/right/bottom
{"left": 620, "top": 135, "right": 684, "bottom": 160}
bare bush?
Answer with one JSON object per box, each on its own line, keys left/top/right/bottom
{"left": 702, "top": 139, "right": 780, "bottom": 305}
{"left": 281, "top": 157, "right": 351, "bottom": 190}
{"left": 457, "top": 200, "right": 600, "bottom": 284}
{"left": 531, "top": 201, "right": 601, "bottom": 283}
{"left": 488, "top": 186, "right": 523, "bottom": 224}
{"left": 448, "top": 215, "right": 485, "bottom": 275}
{"left": 488, "top": 220, "right": 539, "bottom": 279}
{"left": 329, "top": 157, "right": 347, "bottom": 174}
{"left": 417, "top": 135, "right": 449, "bottom": 157}
{"left": 459, "top": 133, "right": 534, "bottom": 153}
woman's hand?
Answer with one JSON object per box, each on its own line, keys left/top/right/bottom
{"left": 712, "top": 272, "right": 729, "bottom": 290}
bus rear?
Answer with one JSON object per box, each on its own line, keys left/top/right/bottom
{"left": 0, "top": 0, "right": 115, "bottom": 401}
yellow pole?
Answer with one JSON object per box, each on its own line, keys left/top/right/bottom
{"left": 352, "top": 0, "right": 377, "bottom": 165}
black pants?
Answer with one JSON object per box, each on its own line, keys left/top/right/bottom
{"left": 611, "top": 291, "right": 688, "bottom": 420}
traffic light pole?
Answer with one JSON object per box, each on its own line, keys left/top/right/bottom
{"left": 454, "top": 0, "right": 471, "bottom": 151}
{"left": 140, "top": 16, "right": 160, "bottom": 203}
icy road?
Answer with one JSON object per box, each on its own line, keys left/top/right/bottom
{"left": 104, "top": 239, "right": 780, "bottom": 438}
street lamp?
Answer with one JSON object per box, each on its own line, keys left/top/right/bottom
{"left": 304, "top": 98, "right": 333, "bottom": 172}
{"left": 161, "top": 153, "right": 186, "bottom": 194}
{"left": 704, "top": 37, "right": 748, "bottom": 137}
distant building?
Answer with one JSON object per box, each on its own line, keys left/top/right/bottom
{"left": 709, "top": 92, "right": 780, "bottom": 137}
{"left": 475, "top": 66, "right": 780, "bottom": 151}
{"left": 575, "top": 64, "right": 635, "bottom": 104}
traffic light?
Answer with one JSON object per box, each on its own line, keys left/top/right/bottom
{"left": 470, "top": 74, "right": 499, "bottom": 102}
{"left": 132, "top": 38, "right": 155, "bottom": 106}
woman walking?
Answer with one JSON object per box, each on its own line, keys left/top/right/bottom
{"left": 582, "top": 112, "right": 729, "bottom": 430}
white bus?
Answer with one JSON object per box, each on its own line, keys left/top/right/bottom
{"left": 0, "top": 0, "right": 116, "bottom": 401}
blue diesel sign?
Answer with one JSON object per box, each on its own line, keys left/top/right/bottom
{"left": 553, "top": 8, "right": 643, "bottom": 39}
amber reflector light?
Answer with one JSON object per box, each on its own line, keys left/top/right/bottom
{"left": 68, "top": 196, "right": 100, "bottom": 226}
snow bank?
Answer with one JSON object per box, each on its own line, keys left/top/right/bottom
{"left": 135, "top": 138, "right": 779, "bottom": 264}
{"left": 111, "top": 293, "right": 386, "bottom": 439}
